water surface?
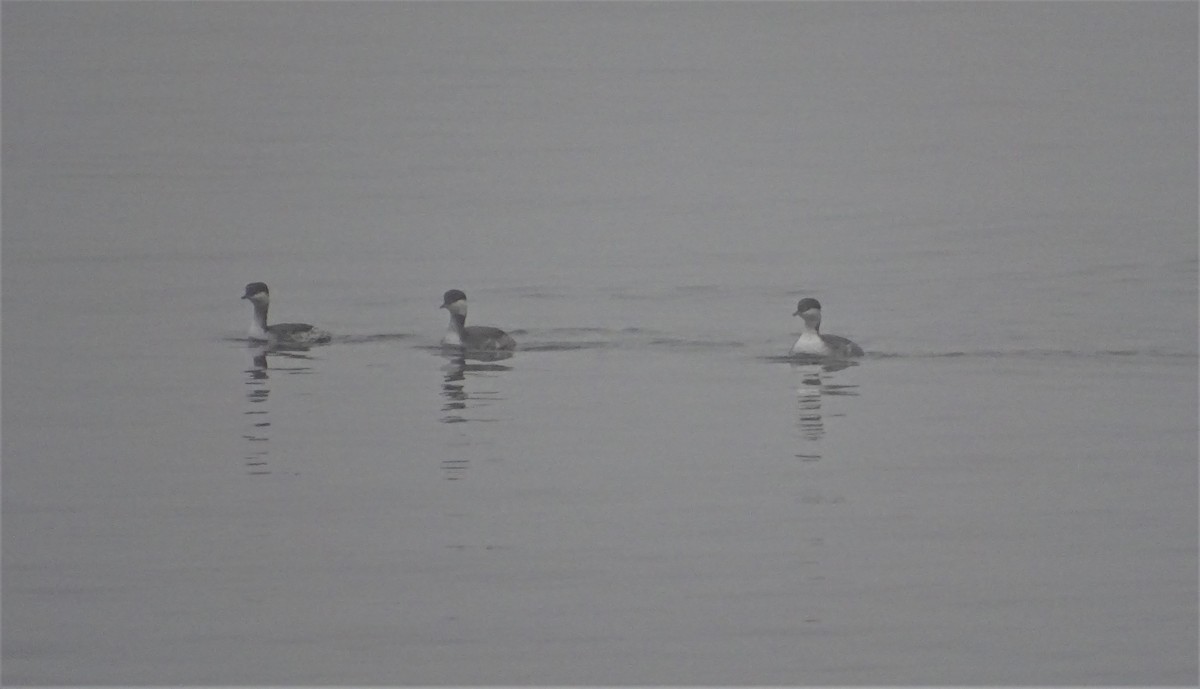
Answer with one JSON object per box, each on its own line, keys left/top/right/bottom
{"left": 3, "top": 2, "right": 1196, "bottom": 685}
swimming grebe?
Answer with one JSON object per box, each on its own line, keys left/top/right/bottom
{"left": 241, "top": 282, "right": 332, "bottom": 346}
{"left": 440, "top": 289, "right": 516, "bottom": 351}
{"left": 790, "top": 297, "right": 863, "bottom": 358}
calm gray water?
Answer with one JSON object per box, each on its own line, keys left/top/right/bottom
{"left": 3, "top": 2, "right": 1196, "bottom": 685}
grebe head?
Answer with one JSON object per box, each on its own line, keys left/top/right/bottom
{"left": 793, "top": 297, "right": 823, "bottom": 330}
{"left": 793, "top": 297, "right": 821, "bottom": 316}
{"left": 441, "top": 289, "right": 468, "bottom": 317}
{"left": 242, "top": 282, "right": 270, "bottom": 305}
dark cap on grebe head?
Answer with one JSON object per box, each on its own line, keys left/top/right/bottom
{"left": 242, "top": 282, "right": 269, "bottom": 299}
{"left": 441, "top": 289, "right": 467, "bottom": 308}
{"left": 793, "top": 297, "right": 822, "bottom": 316}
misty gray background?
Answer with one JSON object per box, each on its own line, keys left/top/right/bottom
{"left": 3, "top": 2, "right": 1196, "bottom": 684}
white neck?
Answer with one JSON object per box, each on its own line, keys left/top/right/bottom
{"left": 791, "top": 331, "right": 830, "bottom": 356}
{"left": 248, "top": 301, "right": 270, "bottom": 340}
{"left": 791, "top": 312, "right": 829, "bottom": 355}
{"left": 799, "top": 310, "right": 822, "bottom": 333}
{"left": 442, "top": 302, "right": 468, "bottom": 345}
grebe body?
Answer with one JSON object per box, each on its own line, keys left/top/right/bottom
{"left": 440, "top": 289, "right": 516, "bottom": 352}
{"left": 241, "top": 282, "right": 331, "bottom": 346}
{"left": 789, "top": 297, "right": 862, "bottom": 358}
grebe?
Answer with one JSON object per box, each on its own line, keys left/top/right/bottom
{"left": 440, "top": 289, "right": 516, "bottom": 351}
{"left": 241, "top": 282, "right": 331, "bottom": 346}
{"left": 790, "top": 297, "right": 863, "bottom": 358}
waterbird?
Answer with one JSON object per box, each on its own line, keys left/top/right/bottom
{"left": 790, "top": 297, "right": 863, "bottom": 358}
{"left": 241, "top": 282, "right": 332, "bottom": 346}
{"left": 440, "top": 289, "right": 516, "bottom": 351}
